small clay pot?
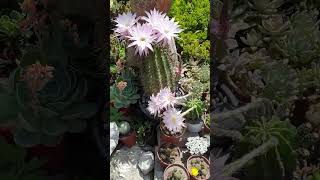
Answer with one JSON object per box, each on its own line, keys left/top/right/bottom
{"left": 164, "top": 163, "right": 190, "bottom": 180}
{"left": 160, "top": 122, "right": 186, "bottom": 146}
{"left": 119, "top": 130, "right": 136, "bottom": 148}
{"left": 187, "top": 155, "right": 210, "bottom": 180}
{"left": 156, "top": 143, "right": 182, "bottom": 169}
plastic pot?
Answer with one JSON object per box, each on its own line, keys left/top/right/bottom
{"left": 187, "top": 119, "right": 204, "bottom": 133}
{"left": 156, "top": 143, "right": 182, "bottom": 169}
{"left": 164, "top": 163, "right": 190, "bottom": 180}
{"left": 187, "top": 155, "right": 210, "bottom": 180}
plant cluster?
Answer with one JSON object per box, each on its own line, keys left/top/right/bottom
{"left": 169, "top": 0, "right": 210, "bottom": 62}
{"left": 188, "top": 157, "right": 209, "bottom": 179}
{"left": 166, "top": 166, "right": 187, "bottom": 180}
{"left": 159, "top": 143, "right": 181, "bottom": 164}
{"left": 212, "top": 0, "right": 320, "bottom": 179}
{"left": 185, "top": 136, "right": 210, "bottom": 155}
{"left": 0, "top": 0, "right": 100, "bottom": 147}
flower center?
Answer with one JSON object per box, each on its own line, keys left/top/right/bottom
{"left": 171, "top": 117, "right": 177, "bottom": 124}
{"left": 164, "top": 29, "right": 169, "bottom": 33}
{"left": 140, "top": 37, "right": 146, "bottom": 42}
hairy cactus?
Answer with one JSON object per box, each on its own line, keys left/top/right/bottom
{"left": 139, "top": 47, "right": 176, "bottom": 96}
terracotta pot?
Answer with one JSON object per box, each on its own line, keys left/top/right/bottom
{"left": 187, "top": 119, "right": 203, "bottom": 133}
{"left": 156, "top": 143, "right": 182, "bottom": 169}
{"left": 187, "top": 155, "right": 210, "bottom": 180}
{"left": 119, "top": 130, "right": 136, "bottom": 148}
{"left": 160, "top": 122, "right": 186, "bottom": 145}
{"left": 164, "top": 163, "right": 190, "bottom": 180}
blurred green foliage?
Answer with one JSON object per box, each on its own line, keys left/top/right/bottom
{"left": 169, "top": 0, "right": 210, "bottom": 62}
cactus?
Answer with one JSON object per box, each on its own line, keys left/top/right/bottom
{"left": 139, "top": 47, "right": 176, "bottom": 96}
{"left": 118, "top": 121, "right": 131, "bottom": 136}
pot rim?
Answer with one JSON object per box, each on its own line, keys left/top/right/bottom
{"left": 160, "top": 121, "right": 186, "bottom": 138}
{"left": 186, "top": 155, "right": 210, "bottom": 180}
{"left": 156, "top": 143, "right": 182, "bottom": 166}
{"left": 163, "top": 163, "right": 190, "bottom": 180}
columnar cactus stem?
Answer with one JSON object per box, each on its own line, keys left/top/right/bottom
{"left": 140, "top": 47, "right": 176, "bottom": 96}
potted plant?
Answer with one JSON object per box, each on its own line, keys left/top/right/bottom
{"left": 185, "top": 98, "right": 204, "bottom": 133}
{"left": 187, "top": 155, "right": 210, "bottom": 180}
{"left": 185, "top": 136, "right": 210, "bottom": 158}
{"left": 118, "top": 121, "right": 136, "bottom": 147}
{"left": 164, "top": 163, "right": 190, "bottom": 180}
{"left": 146, "top": 87, "right": 197, "bottom": 144}
{"left": 156, "top": 143, "right": 182, "bottom": 169}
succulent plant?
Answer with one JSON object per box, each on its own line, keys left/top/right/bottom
{"left": 159, "top": 143, "right": 180, "bottom": 164}
{"left": 298, "top": 63, "right": 320, "bottom": 92}
{"left": 273, "top": 10, "right": 320, "bottom": 67}
{"left": 260, "top": 61, "right": 299, "bottom": 103}
{"left": 118, "top": 121, "right": 131, "bottom": 136}
{"left": 0, "top": 10, "right": 25, "bottom": 42}
{"left": 167, "top": 167, "right": 186, "bottom": 180}
{"left": 137, "top": 47, "right": 177, "bottom": 96}
{"left": 110, "top": 68, "right": 140, "bottom": 108}
{"left": 241, "top": 116, "right": 297, "bottom": 178}
{"left": 188, "top": 157, "right": 210, "bottom": 179}
{"left": 0, "top": 17, "right": 100, "bottom": 147}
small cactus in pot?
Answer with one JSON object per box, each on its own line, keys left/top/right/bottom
{"left": 157, "top": 143, "right": 182, "bottom": 169}
{"left": 187, "top": 156, "right": 210, "bottom": 180}
{"left": 118, "top": 121, "right": 136, "bottom": 147}
{"left": 164, "top": 163, "right": 190, "bottom": 180}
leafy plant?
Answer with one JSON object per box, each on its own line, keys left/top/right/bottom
{"left": 184, "top": 98, "right": 203, "bottom": 121}
{"left": 169, "top": 0, "right": 210, "bottom": 62}
{"left": 110, "top": 106, "right": 124, "bottom": 125}
{"left": 132, "top": 120, "right": 151, "bottom": 145}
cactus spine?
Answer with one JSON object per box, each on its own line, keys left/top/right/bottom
{"left": 140, "top": 47, "right": 176, "bottom": 96}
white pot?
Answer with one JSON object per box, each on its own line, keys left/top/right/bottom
{"left": 187, "top": 120, "right": 203, "bottom": 133}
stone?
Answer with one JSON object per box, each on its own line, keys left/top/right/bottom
{"left": 138, "top": 151, "right": 155, "bottom": 175}
{"left": 110, "top": 146, "right": 145, "bottom": 180}
{"left": 110, "top": 122, "right": 119, "bottom": 156}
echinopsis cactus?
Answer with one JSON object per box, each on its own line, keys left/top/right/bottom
{"left": 112, "top": 9, "right": 182, "bottom": 96}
